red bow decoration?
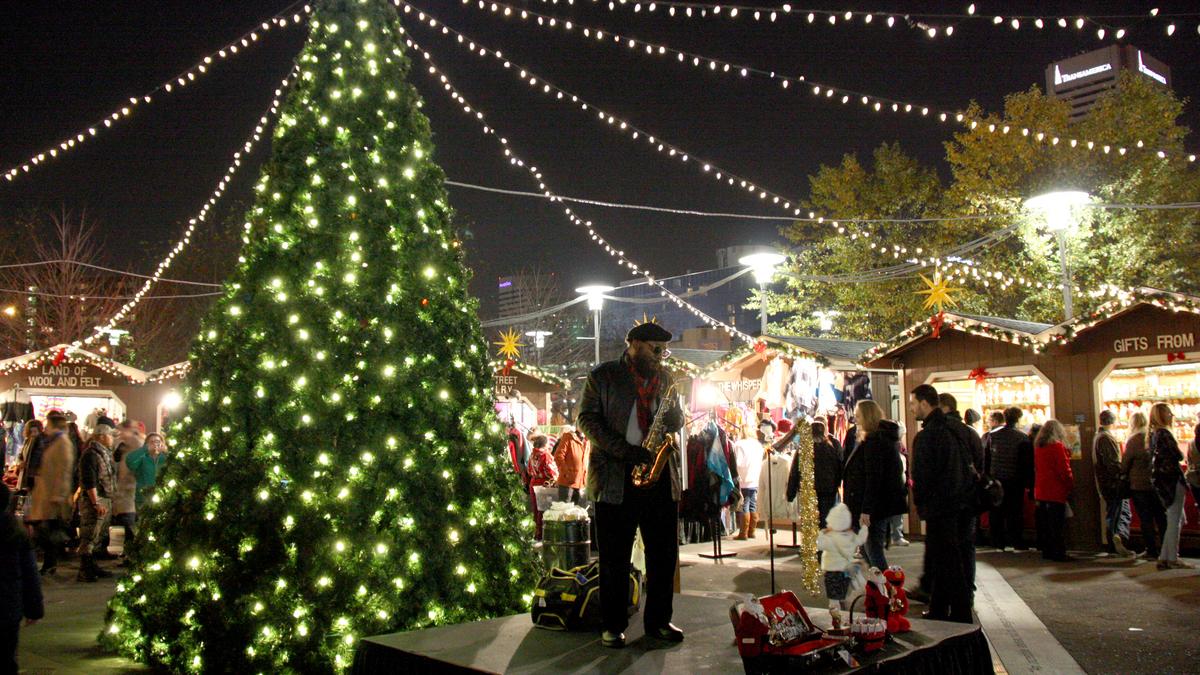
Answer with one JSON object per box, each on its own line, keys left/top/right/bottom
{"left": 753, "top": 340, "right": 767, "bottom": 355}
{"left": 502, "top": 358, "right": 516, "bottom": 376}
{"left": 969, "top": 367, "right": 990, "bottom": 385}
{"left": 52, "top": 347, "right": 67, "bottom": 366}
{"left": 930, "top": 311, "right": 946, "bottom": 339}
{"left": 1167, "top": 352, "right": 1187, "bottom": 363}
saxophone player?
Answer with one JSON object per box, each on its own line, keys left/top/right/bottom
{"left": 577, "top": 322, "right": 685, "bottom": 648}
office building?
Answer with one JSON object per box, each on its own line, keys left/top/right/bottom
{"left": 1046, "top": 45, "right": 1170, "bottom": 122}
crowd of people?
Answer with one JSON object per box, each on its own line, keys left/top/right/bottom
{"left": 0, "top": 410, "right": 168, "bottom": 669}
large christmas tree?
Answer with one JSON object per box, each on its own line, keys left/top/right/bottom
{"left": 102, "top": 1, "right": 538, "bottom": 671}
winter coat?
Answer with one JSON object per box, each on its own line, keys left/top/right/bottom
{"left": 1091, "top": 429, "right": 1123, "bottom": 500}
{"left": 125, "top": 444, "right": 168, "bottom": 508}
{"left": 842, "top": 421, "right": 908, "bottom": 520}
{"left": 528, "top": 447, "right": 559, "bottom": 487}
{"left": 1149, "top": 428, "right": 1186, "bottom": 507}
{"left": 0, "top": 513, "right": 43, "bottom": 626}
{"left": 112, "top": 447, "right": 139, "bottom": 516}
{"left": 785, "top": 436, "right": 841, "bottom": 502}
{"left": 577, "top": 354, "right": 684, "bottom": 505}
{"left": 1034, "top": 441, "right": 1073, "bottom": 504}
{"left": 985, "top": 424, "right": 1034, "bottom": 485}
{"left": 78, "top": 441, "right": 115, "bottom": 499}
{"left": 27, "top": 432, "right": 75, "bottom": 522}
{"left": 551, "top": 429, "right": 588, "bottom": 489}
{"left": 816, "top": 503, "right": 868, "bottom": 572}
{"left": 1120, "top": 432, "right": 1153, "bottom": 491}
{"left": 911, "top": 408, "right": 974, "bottom": 520}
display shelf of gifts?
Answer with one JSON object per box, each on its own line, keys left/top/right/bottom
{"left": 982, "top": 401, "right": 1049, "bottom": 409}
{"left": 1104, "top": 396, "right": 1200, "bottom": 405}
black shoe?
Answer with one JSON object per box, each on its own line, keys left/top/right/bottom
{"left": 93, "top": 551, "right": 119, "bottom": 561}
{"left": 647, "top": 623, "right": 684, "bottom": 642}
{"left": 76, "top": 564, "right": 97, "bottom": 583}
{"left": 601, "top": 631, "right": 626, "bottom": 648}
{"left": 92, "top": 565, "right": 114, "bottom": 578}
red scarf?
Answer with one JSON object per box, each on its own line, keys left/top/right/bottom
{"left": 629, "top": 361, "right": 660, "bottom": 435}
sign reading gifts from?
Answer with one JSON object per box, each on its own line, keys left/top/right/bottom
{"left": 26, "top": 364, "right": 105, "bottom": 388}
{"left": 1113, "top": 333, "right": 1195, "bottom": 354}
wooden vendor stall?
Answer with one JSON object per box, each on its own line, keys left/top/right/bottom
{"left": 0, "top": 344, "right": 188, "bottom": 435}
{"left": 492, "top": 361, "right": 568, "bottom": 429}
{"left": 864, "top": 289, "right": 1200, "bottom": 550}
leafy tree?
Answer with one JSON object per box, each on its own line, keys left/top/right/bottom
{"left": 101, "top": 1, "right": 537, "bottom": 671}
{"left": 773, "top": 72, "right": 1200, "bottom": 341}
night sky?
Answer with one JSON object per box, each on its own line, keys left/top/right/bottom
{"left": 2, "top": 1, "right": 1198, "bottom": 316}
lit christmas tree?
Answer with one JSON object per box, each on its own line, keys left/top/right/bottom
{"left": 101, "top": 1, "right": 538, "bottom": 670}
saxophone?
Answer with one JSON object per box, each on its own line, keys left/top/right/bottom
{"left": 630, "top": 381, "right": 680, "bottom": 489}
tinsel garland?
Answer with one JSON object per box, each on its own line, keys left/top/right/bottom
{"left": 793, "top": 420, "right": 821, "bottom": 594}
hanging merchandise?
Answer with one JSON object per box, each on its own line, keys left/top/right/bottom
{"left": 788, "top": 359, "right": 820, "bottom": 418}
{"left": 842, "top": 372, "right": 872, "bottom": 412}
{"left": 756, "top": 356, "right": 791, "bottom": 410}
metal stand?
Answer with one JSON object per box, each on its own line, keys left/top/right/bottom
{"left": 698, "top": 517, "right": 737, "bottom": 560}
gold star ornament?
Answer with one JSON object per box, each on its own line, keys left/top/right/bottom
{"left": 916, "top": 272, "right": 962, "bottom": 313}
{"left": 494, "top": 329, "right": 524, "bottom": 361}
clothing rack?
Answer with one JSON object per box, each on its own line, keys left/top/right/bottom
{"left": 693, "top": 409, "right": 737, "bottom": 561}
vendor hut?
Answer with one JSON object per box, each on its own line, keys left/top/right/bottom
{"left": 492, "top": 361, "right": 568, "bottom": 429}
{"left": 0, "top": 345, "right": 188, "bottom": 444}
{"left": 864, "top": 289, "right": 1200, "bottom": 550}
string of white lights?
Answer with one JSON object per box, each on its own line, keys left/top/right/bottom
{"left": 70, "top": 64, "right": 301, "bottom": 350}
{"left": 401, "top": 29, "right": 760, "bottom": 346}
{"left": 1, "top": 3, "right": 312, "bottom": 184}
{"left": 0, "top": 287, "right": 223, "bottom": 301}
{"left": 519, "top": 1, "right": 1200, "bottom": 40}
{"left": 453, "top": 0, "right": 1199, "bottom": 164}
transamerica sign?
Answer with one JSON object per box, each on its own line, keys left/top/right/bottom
{"left": 1053, "top": 62, "right": 1112, "bottom": 86}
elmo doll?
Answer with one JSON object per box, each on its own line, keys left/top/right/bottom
{"left": 883, "top": 566, "right": 911, "bottom": 633}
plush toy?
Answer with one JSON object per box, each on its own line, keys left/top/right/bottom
{"left": 862, "top": 567, "right": 891, "bottom": 626}
{"left": 883, "top": 566, "right": 911, "bottom": 634}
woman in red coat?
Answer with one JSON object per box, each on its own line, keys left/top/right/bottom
{"left": 1033, "top": 420, "right": 1074, "bottom": 562}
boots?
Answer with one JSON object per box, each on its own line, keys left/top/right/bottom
{"left": 747, "top": 513, "right": 759, "bottom": 539}
{"left": 733, "top": 513, "right": 748, "bottom": 540}
{"left": 77, "top": 555, "right": 98, "bottom": 582}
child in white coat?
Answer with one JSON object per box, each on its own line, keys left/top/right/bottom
{"left": 816, "top": 502, "right": 868, "bottom": 629}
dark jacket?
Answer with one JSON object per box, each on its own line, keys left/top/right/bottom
{"left": 1149, "top": 428, "right": 1186, "bottom": 507}
{"left": 842, "top": 421, "right": 908, "bottom": 520}
{"left": 785, "top": 436, "right": 842, "bottom": 502}
{"left": 577, "top": 355, "right": 684, "bottom": 505}
{"left": 1091, "top": 429, "right": 1123, "bottom": 500}
{"left": 946, "top": 411, "right": 985, "bottom": 471}
{"left": 985, "top": 424, "right": 1034, "bottom": 485}
{"left": 1120, "top": 432, "right": 1153, "bottom": 491}
{"left": 78, "top": 441, "right": 115, "bottom": 499}
{"left": 912, "top": 408, "right": 974, "bottom": 520}
{"left": 0, "top": 513, "right": 44, "bottom": 626}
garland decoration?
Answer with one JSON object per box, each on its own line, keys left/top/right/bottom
{"left": 793, "top": 419, "right": 821, "bottom": 594}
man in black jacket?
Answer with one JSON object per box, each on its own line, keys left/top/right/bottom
{"left": 577, "top": 322, "right": 685, "bottom": 648}
{"left": 911, "top": 385, "right": 975, "bottom": 623}
{"left": 984, "top": 407, "right": 1035, "bottom": 551}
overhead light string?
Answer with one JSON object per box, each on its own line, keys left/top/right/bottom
{"left": 517, "top": 1, "right": 1200, "bottom": 40}
{"left": 71, "top": 63, "right": 302, "bottom": 351}
{"left": 1, "top": 3, "right": 312, "bottom": 184}
{"left": 450, "top": 0, "right": 1199, "bottom": 164}
{"left": 400, "top": 29, "right": 759, "bottom": 346}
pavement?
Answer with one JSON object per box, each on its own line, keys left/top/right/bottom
{"left": 17, "top": 531, "right": 1200, "bottom": 673}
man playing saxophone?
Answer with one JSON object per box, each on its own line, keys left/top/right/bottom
{"left": 577, "top": 322, "right": 685, "bottom": 648}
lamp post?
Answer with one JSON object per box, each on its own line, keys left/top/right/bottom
{"left": 525, "top": 330, "right": 553, "bottom": 366}
{"left": 1025, "top": 191, "right": 1090, "bottom": 320}
{"left": 575, "top": 285, "right": 613, "bottom": 365}
{"left": 738, "top": 249, "right": 787, "bottom": 335}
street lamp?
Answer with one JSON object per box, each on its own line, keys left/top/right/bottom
{"left": 575, "top": 285, "right": 613, "bottom": 365}
{"left": 1025, "top": 190, "right": 1090, "bottom": 320}
{"left": 738, "top": 249, "right": 787, "bottom": 334}
{"left": 525, "top": 330, "right": 553, "bottom": 366}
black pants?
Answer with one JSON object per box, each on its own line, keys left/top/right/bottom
{"left": 1037, "top": 501, "right": 1068, "bottom": 560}
{"left": 924, "top": 512, "right": 975, "bottom": 623}
{"left": 594, "top": 478, "right": 678, "bottom": 634}
{"left": 816, "top": 491, "right": 837, "bottom": 529}
{"left": 1, "top": 620, "right": 18, "bottom": 675}
{"left": 989, "top": 478, "right": 1026, "bottom": 549}
{"left": 1130, "top": 490, "right": 1166, "bottom": 556}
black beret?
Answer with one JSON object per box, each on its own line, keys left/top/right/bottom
{"left": 627, "top": 322, "right": 672, "bottom": 343}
